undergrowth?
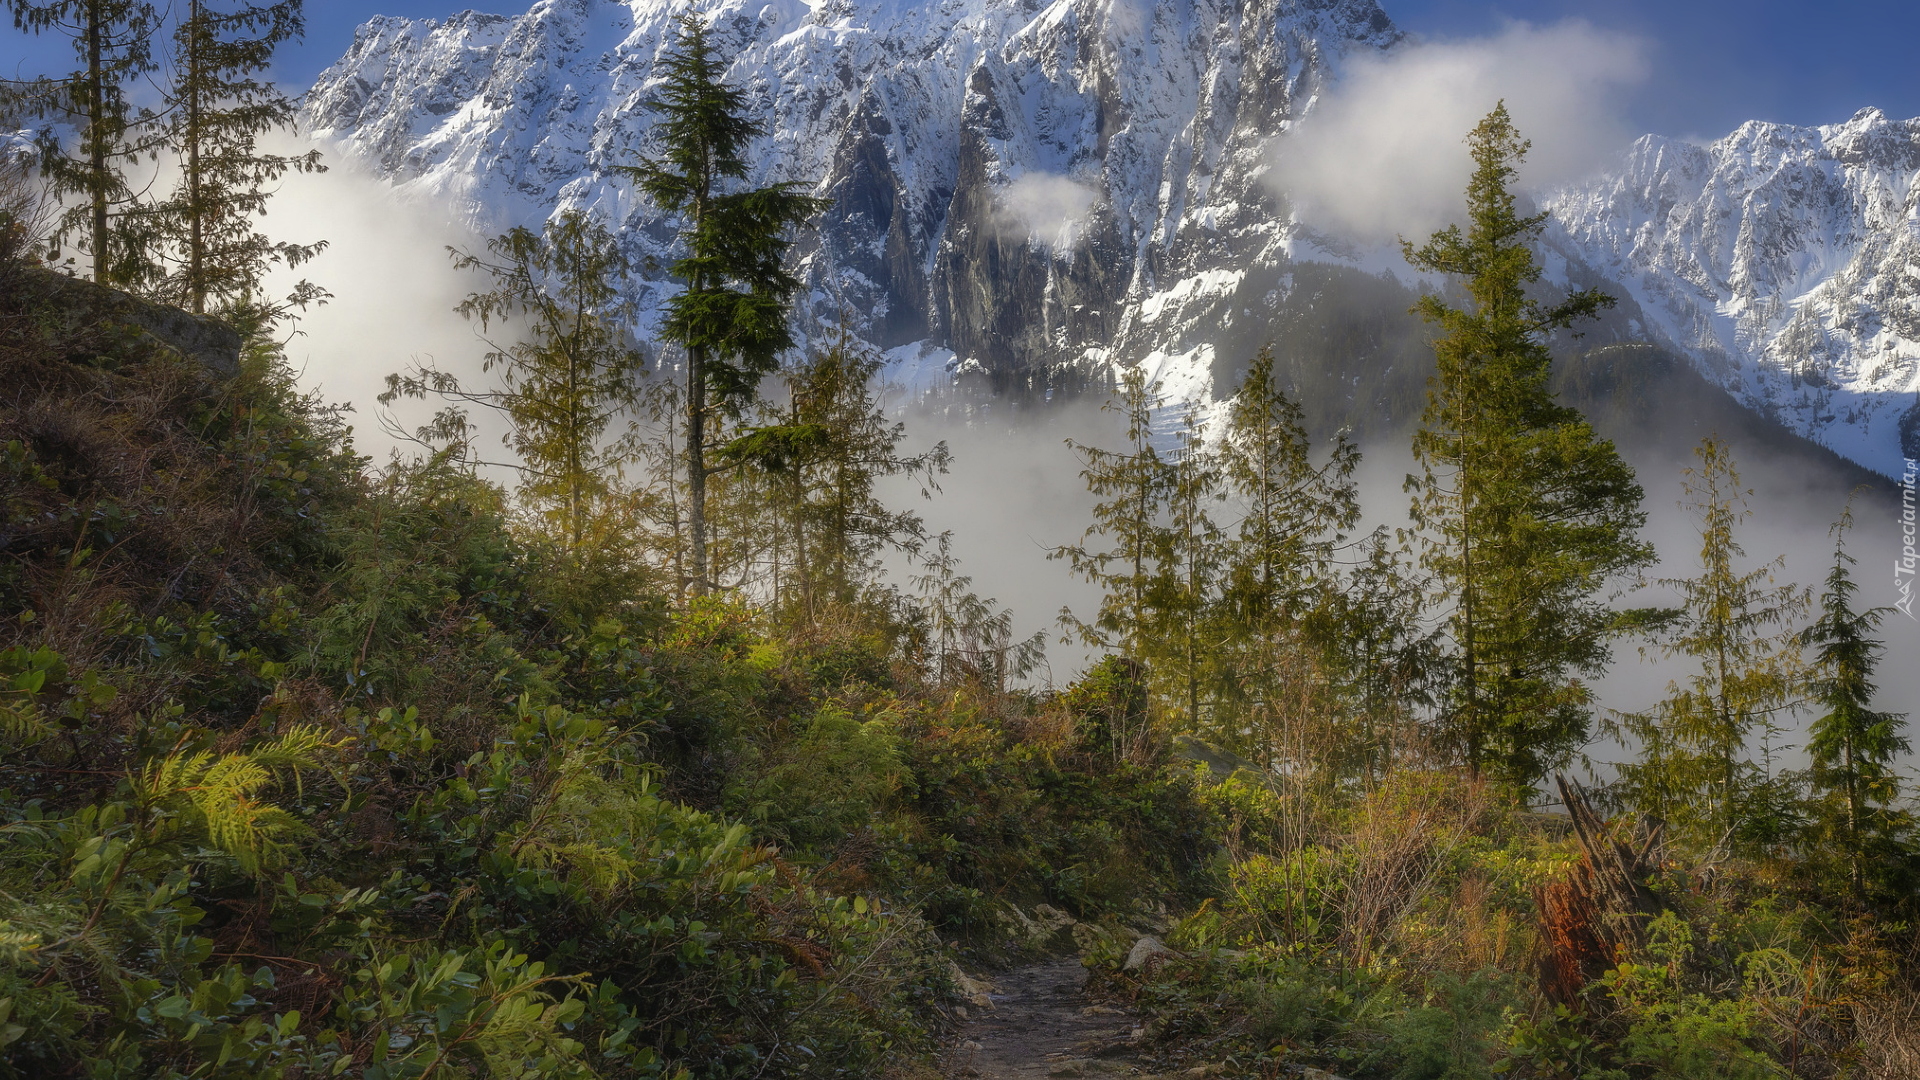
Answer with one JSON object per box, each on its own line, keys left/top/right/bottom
{"left": 1088, "top": 769, "right": 1920, "bottom": 1079}
{"left": 0, "top": 222, "right": 1216, "bottom": 1078}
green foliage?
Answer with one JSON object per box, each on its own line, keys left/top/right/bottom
{"left": 1376, "top": 969, "right": 1514, "bottom": 1080}
{"left": 1216, "top": 344, "right": 1360, "bottom": 626}
{"left": 1204, "top": 344, "right": 1378, "bottom": 769}
{"left": 912, "top": 531, "right": 1047, "bottom": 692}
{"left": 1799, "top": 500, "right": 1911, "bottom": 891}
{"left": 1404, "top": 104, "right": 1652, "bottom": 787}
{"left": 10, "top": 79, "right": 1917, "bottom": 1080}
{"left": 621, "top": 11, "right": 828, "bottom": 595}
{"left": 0, "top": 250, "right": 1233, "bottom": 1076}
{"left": 4, "top": 0, "right": 162, "bottom": 284}
{"left": 721, "top": 338, "right": 950, "bottom": 621}
{"left": 1589, "top": 912, "right": 1783, "bottom": 1079}
{"left": 149, "top": 0, "right": 324, "bottom": 317}
{"left": 1054, "top": 366, "right": 1174, "bottom": 662}
{"left": 385, "top": 210, "right": 646, "bottom": 560}
{"left": 1610, "top": 437, "right": 1809, "bottom": 852}
{"left": 725, "top": 701, "right": 904, "bottom": 856}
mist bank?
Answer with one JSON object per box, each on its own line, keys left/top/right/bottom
{"left": 888, "top": 354, "right": 1914, "bottom": 774}
{"left": 261, "top": 139, "right": 1913, "bottom": 775}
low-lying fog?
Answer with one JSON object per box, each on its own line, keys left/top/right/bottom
{"left": 266, "top": 145, "right": 1917, "bottom": 783}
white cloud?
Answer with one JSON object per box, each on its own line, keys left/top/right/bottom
{"left": 995, "top": 171, "right": 1099, "bottom": 254}
{"left": 1270, "top": 21, "right": 1649, "bottom": 245}
{"left": 260, "top": 139, "right": 498, "bottom": 463}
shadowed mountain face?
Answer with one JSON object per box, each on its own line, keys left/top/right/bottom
{"left": 301, "top": 0, "right": 1399, "bottom": 391}
{"left": 304, "top": 0, "right": 1919, "bottom": 478}
{"left": 1544, "top": 108, "right": 1920, "bottom": 475}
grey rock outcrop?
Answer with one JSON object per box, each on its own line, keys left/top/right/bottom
{"left": 23, "top": 268, "right": 241, "bottom": 378}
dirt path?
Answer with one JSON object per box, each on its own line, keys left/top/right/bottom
{"left": 949, "top": 958, "right": 1152, "bottom": 1079}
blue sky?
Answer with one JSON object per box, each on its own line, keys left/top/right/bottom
{"left": 4, "top": 0, "right": 1917, "bottom": 140}
{"left": 1390, "top": 0, "right": 1920, "bottom": 138}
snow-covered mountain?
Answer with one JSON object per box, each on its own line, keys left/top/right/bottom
{"left": 303, "top": 0, "right": 1400, "bottom": 405}
{"left": 1543, "top": 108, "right": 1920, "bottom": 474}
{"left": 303, "top": 0, "right": 1920, "bottom": 476}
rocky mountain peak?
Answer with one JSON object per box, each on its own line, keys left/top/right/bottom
{"left": 303, "top": 0, "right": 1920, "bottom": 475}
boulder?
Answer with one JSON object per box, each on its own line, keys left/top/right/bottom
{"left": 946, "top": 961, "right": 995, "bottom": 1009}
{"left": 23, "top": 267, "right": 241, "bottom": 378}
{"left": 1031, "top": 903, "right": 1076, "bottom": 932}
{"left": 1123, "top": 935, "right": 1183, "bottom": 972}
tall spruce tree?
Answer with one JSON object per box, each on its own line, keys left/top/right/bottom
{"left": 624, "top": 13, "right": 826, "bottom": 597}
{"left": 1217, "top": 345, "right": 1360, "bottom": 626}
{"left": 1801, "top": 499, "right": 1909, "bottom": 888}
{"left": 1053, "top": 366, "right": 1174, "bottom": 664}
{"left": 1155, "top": 407, "right": 1223, "bottom": 731}
{"left": 1209, "top": 346, "right": 1361, "bottom": 761}
{"left": 5, "top": 0, "right": 160, "bottom": 284}
{"left": 1404, "top": 104, "right": 1652, "bottom": 787}
{"left": 154, "top": 0, "right": 323, "bottom": 317}
{"left": 1611, "top": 437, "right": 1808, "bottom": 850}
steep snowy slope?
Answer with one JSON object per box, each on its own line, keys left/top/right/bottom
{"left": 304, "top": 0, "right": 1920, "bottom": 477}
{"left": 303, "top": 0, "right": 1400, "bottom": 401}
{"left": 1543, "top": 108, "right": 1920, "bottom": 473}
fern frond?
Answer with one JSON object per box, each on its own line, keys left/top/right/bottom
{"left": 249, "top": 723, "right": 352, "bottom": 798}
{"left": 131, "top": 727, "right": 346, "bottom": 876}
{"left": 249, "top": 723, "right": 345, "bottom": 772}
{"left": 0, "top": 703, "right": 55, "bottom": 750}
{"left": 135, "top": 749, "right": 215, "bottom": 805}
{"left": 0, "top": 921, "right": 42, "bottom": 963}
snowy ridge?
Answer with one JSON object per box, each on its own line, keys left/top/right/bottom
{"left": 304, "top": 1, "right": 1920, "bottom": 477}
{"left": 1543, "top": 108, "right": 1920, "bottom": 475}
{"left": 303, "top": 0, "right": 1399, "bottom": 395}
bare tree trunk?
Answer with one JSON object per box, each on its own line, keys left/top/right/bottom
{"left": 86, "top": 4, "right": 107, "bottom": 283}
{"left": 687, "top": 345, "right": 709, "bottom": 596}
{"left": 185, "top": 0, "right": 205, "bottom": 312}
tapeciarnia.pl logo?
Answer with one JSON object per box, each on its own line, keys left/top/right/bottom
{"left": 1899, "top": 458, "right": 1918, "bottom": 619}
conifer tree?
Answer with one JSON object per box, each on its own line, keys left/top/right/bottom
{"left": 914, "top": 532, "right": 1046, "bottom": 692}
{"left": 382, "top": 210, "right": 643, "bottom": 555}
{"left": 1320, "top": 529, "right": 1440, "bottom": 781}
{"left": 1404, "top": 104, "right": 1652, "bottom": 787}
{"left": 1153, "top": 409, "right": 1223, "bottom": 730}
{"left": 1216, "top": 345, "right": 1360, "bottom": 625}
{"left": 153, "top": 0, "right": 324, "bottom": 317}
{"left": 1208, "top": 346, "right": 1363, "bottom": 757}
{"left": 5, "top": 0, "right": 160, "bottom": 284}
{"left": 1054, "top": 366, "right": 1174, "bottom": 664}
{"left": 1801, "top": 500, "right": 1909, "bottom": 888}
{"left": 1612, "top": 437, "right": 1808, "bottom": 849}
{"left": 624, "top": 14, "right": 827, "bottom": 597}
{"left": 722, "top": 338, "right": 949, "bottom": 620}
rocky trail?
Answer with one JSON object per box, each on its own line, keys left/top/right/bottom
{"left": 946, "top": 958, "right": 1207, "bottom": 1080}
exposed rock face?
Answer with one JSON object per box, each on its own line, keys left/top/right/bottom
{"left": 303, "top": 0, "right": 1920, "bottom": 475}
{"left": 1544, "top": 108, "right": 1920, "bottom": 474}
{"left": 1122, "top": 934, "right": 1181, "bottom": 972}
{"left": 303, "top": 0, "right": 1400, "bottom": 403}
{"left": 23, "top": 268, "right": 242, "bottom": 378}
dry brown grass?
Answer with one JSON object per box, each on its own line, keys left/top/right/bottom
{"left": 1340, "top": 771, "right": 1495, "bottom": 968}
{"left": 1851, "top": 990, "right": 1920, "bottom": 1079}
